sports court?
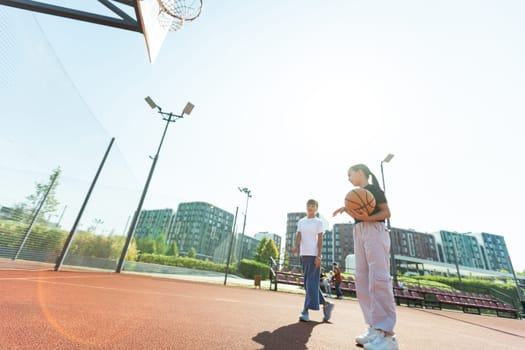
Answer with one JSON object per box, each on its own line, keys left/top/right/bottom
{"left": 1, "top": 2, "right": 525, "bottom": 349}
{"left": 1, "top": 262, "right": 524, "bottom": 350}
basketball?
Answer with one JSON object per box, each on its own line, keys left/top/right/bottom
{"left": 345, "top": 188, "right": 376, "bottom": 215}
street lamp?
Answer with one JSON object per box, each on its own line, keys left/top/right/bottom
{"left": 116, "top": 96, "right": 194, "bottom": 273}
{"left": 238, "top": 187, "right": 252, "bottom": 261}
{"left": 380, "top": 153, "right": 398, "bottom": 286}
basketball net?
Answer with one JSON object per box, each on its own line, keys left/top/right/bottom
{"left": 156, "top": 0, "right": 203, "bottom": 32}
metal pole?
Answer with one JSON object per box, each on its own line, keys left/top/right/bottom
{"left": 54, "top": 137, "right": 115, "bottom": 271}
{"left": 224, "top": 206, "right": 239, "bottom": 285}
{"left": 14, "top": 170, "right": 59, "bottom": 260}
{"left": 333, "top": 228, "right": 336, "bottom": 264}
{"left": 452, "top": 235, "right": 463, "bottom": 290}
{"left": 116, "top": 115, "right": 173, "bottom": 273}
{"left": 507, "top": 254, "right": 524, "bottom": 313}
{"left": 381, "top": 160, "right": 398, "bottom": 287}
{"left": 56, "top": 204, "right": 67, "bottom": 227}
{"left": 239, "top": 192, "right": 250, "bottom": 261}
{"left": 122, "top": 215, "right": 131, "bottom": 235}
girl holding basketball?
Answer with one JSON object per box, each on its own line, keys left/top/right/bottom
{"left": 333, "top": 164, "right": 398, "bottom": 350}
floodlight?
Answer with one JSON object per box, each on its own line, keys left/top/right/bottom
{"left": 383, "top": 154, "right": 395, "bottom": 163}
{"left": 182, "top": 102, "right": 194, "bottom": 116}
{"left": 145, "top": 96, "right": 158, "bottom": 109}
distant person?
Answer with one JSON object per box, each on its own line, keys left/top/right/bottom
{"left": 396, "top": 281, "right": 406, "bottom": 291}
{"left": 292, "top": 199, "right": 334, "bottom": 322}
{"left": 332, "top": 262, "right": 343, "bottom": 299}
{"left": 333, "top": 164, "right": 398, "bottom": 350}
{"left": 320, "top": 268, "right": 332, "bottom": 298}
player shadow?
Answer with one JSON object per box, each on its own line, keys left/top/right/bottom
{"left": 252, "top": 320, "right": 322, "bottom": 350}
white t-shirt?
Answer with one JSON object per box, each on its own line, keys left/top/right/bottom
{"left": 297, "top": 217, "right": 323, "bottom": 256}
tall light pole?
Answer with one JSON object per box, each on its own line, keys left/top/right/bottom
{"left": 380, "top": 153, "right": 397, "bottom": 286}
{"left": 116, "top": 97, "right": 194, "bottom": 273}
{"left": 224, "top": 206, "right": 239, "bottom": 285}
{"left": 238, "top": 187, "right": 252, "bottom": 262}
{"left": 507, "top": 254, "right": 524, "bottom": 314}
{"left": 452, "top": 235, "right": 463, "bottom": 290}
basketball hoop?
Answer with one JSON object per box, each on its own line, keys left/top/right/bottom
{"left": 156, "top": 0, "right": 203, "bottom": 32}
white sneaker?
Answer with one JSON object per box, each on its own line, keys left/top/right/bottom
{"left": 363, "top": 332, "right": 399, "bottom": 350}
{"left": 355, "top": 327, "right": 379, "bottom": 345}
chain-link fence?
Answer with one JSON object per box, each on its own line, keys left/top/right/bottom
{"left": 0, "top": 7, "right": 140, "bottom": 272}
{"left": 0, "top": 7, "right": 275, "bottom": 283}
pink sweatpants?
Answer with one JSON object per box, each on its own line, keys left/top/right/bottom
{"left": 354, "top": 221, "right": 397, "bottom": 332}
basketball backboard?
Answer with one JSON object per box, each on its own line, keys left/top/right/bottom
{"left": 0, "top": 0, "right": 200, "bottom": 63}
{"left": 137, "top": 0, "right": 170, "bottom": 63}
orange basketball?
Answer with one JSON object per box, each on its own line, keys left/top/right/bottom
{"left": 345, "top": 188, "right": 376, "bottom": 215}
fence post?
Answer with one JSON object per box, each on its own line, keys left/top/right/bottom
{"left": 13, "top": 171, "right": 58, "bottom": 260}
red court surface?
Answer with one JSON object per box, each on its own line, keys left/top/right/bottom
{"left": 1, "top": 269, "right": 524, "bottom": 350}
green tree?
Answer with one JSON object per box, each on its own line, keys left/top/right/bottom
{"left": 24, "top": 167, "right": 62, "bottom": 224}
{"left": 69, "top": 232, "right": 93, "bottom": 256}
{"left": 283, "top": 250, "right": 290, "bottom": 268}
{"left": 254, "top": 238, "right": 268, "bottom": 262}
{"left": 92, "top": 235, "right": 112, "bottom": 258}
{"left": 125, "top": 237, "right": 139, "bottom": 261}
{"left": 254, "top": 238, "right": 279, "bottom": 264}
{"left": 263, "top": 239, "right": 279, "bottom": 263}
{"left": 155, "top": 233, "right": 168, "bottom": 255}
{"left": 87, "top": 218, "right": 104, "bottom": 233}
{"left": 137, "top": 235, "right": 156, "bottom": 254}
{"left": 69, "top": 232, "right": 112, "bottom": 258}
{"left": 166, "top": 241, "right": 179, "bottom": 257}
{"left": 10, "top": 204, "right": 30, "bottom": 223}
{"left": 63, "top": 231, "right": 138, "bottom": 261}
{"left": 188, "top": 247, "right": 196, "bottom": 258}
{"left": 25, "top": 225, "right": 66, "bottom": 254}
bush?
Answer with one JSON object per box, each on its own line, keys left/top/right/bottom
{"left": 238, "top": 259, "right": 270, "bottom": 280}
{"left": 399, "top": 276, "right": 455, "bottom": 291}
{"left": 408, "top": 275, "right": 520, "bottom": 306}
{"left": 139, "top": 253, "right": 234, "bottom": 273}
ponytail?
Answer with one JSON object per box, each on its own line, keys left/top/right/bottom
{"left": 349, "top": 164, "right": 382, "bottom": 190}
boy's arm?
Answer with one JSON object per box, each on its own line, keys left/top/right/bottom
{"left": 292, "top": 231, "right": 301, "bottom": 255}
{"left": 315, "top": 232, "right": 323, "bottom": 267}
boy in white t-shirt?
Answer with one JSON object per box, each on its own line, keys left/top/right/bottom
{"left": 292, "top": 199, "right": 334, "bottom": 322}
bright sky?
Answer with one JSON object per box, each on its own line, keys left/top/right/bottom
{"left": 1, "top": 1, "right": 524, "bottom": 271}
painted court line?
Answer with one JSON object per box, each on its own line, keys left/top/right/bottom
{"left": 417, "top": 308, "right": 525, "bottom": 339}
{"left": 3, "top": 276, "right": 300, "bottom": 309}
{"left": 0, "top": 274, "right": 114, "bottom": 281}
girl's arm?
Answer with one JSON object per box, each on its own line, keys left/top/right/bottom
{"left": 349, "top": 202, "right": 391, "bottom": 222}
{"left": 332, "top": 206, "right": 347, "bottom": 217}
